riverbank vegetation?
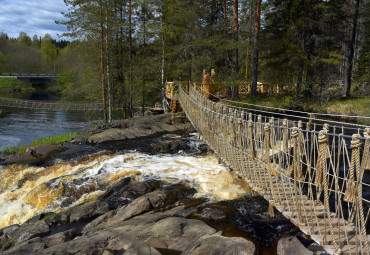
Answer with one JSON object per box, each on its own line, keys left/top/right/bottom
{"left": 0, "top": 77, "right": 34, "bottom": 93}
{"left": 1, "top": 132, "right": 76, "bottom": 155}
{"left": 1, "top": 1, "right": 369, "bottom": 121}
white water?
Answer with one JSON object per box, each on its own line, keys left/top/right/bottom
{"left": 0, "top": 152, "right": 250, "bottom": 229}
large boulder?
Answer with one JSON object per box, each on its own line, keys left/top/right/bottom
{"left": 2, "top": 152, "right": 41, "bottom": 165}
{"left": 97, "top": 178, "right": 162, "bottom": 210}
{"left": 26, "top": 145, "right": 66, "bottom": 158}
{"left": 80, "top": 113, "right": 194, "bottom": 144}
{"left": 149, "top": 139, "right": 189, "bottom": 154}
{"left": 182, "top": 235, "right": 255, "bottom": 255}
{"left": 123, "top": 241, "right": 161, "bottom": 255}
{"left": 12, "top": 220, "right": 50, "bottom": 244}
{"left": 69, "top": 200, "right": 110, "bottom": 223}
{"left": 277, "top": 236, "right": 313, "bottom": 255}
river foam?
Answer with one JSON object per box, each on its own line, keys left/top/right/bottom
{"left": 0, "top": 152, "right": 250, "bottom": 229}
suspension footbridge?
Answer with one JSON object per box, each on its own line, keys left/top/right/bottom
{"left": 177, "top": 82, "right": 370, "bottom": 255}
{"left": 0, "top": 97, "right": 103, "bottom": 111}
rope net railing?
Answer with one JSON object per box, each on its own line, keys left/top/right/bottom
{"left": 178, "top": 83, "right": 370, "bottom": 255}
{"left": 191, "top": 82, "right": 369, "bottom": 129}
{"left": 0, "top": 97, "right": 103, "bottom": 111}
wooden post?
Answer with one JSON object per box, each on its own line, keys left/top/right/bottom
{"left": 202, "top": 69, "right": 209, "bottom": 97}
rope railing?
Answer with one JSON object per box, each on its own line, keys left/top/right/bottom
{"left": 0, "top": 97, "right": 104, "bottom": 111}
{"left": 190, "top": 82, "right": 369, "bottom": 129}
{"left": 178, "top": 82, "right": 370, "bottom": 255}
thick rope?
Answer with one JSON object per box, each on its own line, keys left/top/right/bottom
{"left": 256, "top": 114, "right": 262, "bottom": 139}
{"left": 269, "top": 117, "right": 275, "bottom": 148}
{"left": 298, "top": 121, "right": 305, "bottom": 155}
{"left": 292, "top": 127, "right": 305, "bottom": 226}
{"left": 315, "top": 130, "right": 329, "bottom": 188}
{"left": 344, "top": 134, "right": 362, "bottom": 203}
{"left": 363, "top": 128, "right": 370, "bottom": 171}
{"left": 264, "top": 124, "right": 271, "bottom": 162}
{"left": 292, "top": 127, "right": 305, "bottom": 181}
{"left": 358, "top": 128, "right": 370, "bottom": 254}
{"left": 268, "top": 200, "right": 275, "bottom": 217}
{"left": 318, "top": 130, "right": 341, "bottom": 255}
{"left": 248, "top": 119, "right": 256, "bottom": 160}
{"left": 282, "top": 119, "right": 288, "bottom": 154}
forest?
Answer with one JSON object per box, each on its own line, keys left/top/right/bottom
{"left": 0, "top": 0, "right": 369, "bottom": 121}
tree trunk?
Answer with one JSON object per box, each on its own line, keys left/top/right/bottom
{"left": 142, "top": 0, "right": 147, "bottom": 117}
{"left": 105, "top": 15, "right": 112, "bottom": 123}
{"left": 251, "top": 0, "right": 261, "bottom": 98}
{"left": 129, "top": 0, "right": 133, "bottom": 117}
{"left": 344, "top": 0, "right": 360, "bottom": 98}
{"left": 245, "top": 3, "right": 253, "bottom": 81}
{"left": 304, "top": 65, "right": 314, "bottom": 97}
{"left": 160, "top": 17, "right": 166, "bottom": 108}
{"left": 99, "top": 0, "right": 107, "bottom": 123}
{"left": 232, "top": 0, "right": 239, "bottom": 99}
{"left": 295, "top": 66, "right": 303, "bottom": 102}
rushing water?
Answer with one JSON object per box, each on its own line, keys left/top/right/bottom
{"left": 0, "top": 152, "right": 251, "bottom": 229}
{"left": 0, "top": 106, "right": 89, "bottom": 150}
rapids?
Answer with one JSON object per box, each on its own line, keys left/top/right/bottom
{"left": 0, "top": 151, "right": 251, "bottom": 229}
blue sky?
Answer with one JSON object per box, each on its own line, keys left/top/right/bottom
{"left": 0, "top": 0, "right": 69, "bottom": 40}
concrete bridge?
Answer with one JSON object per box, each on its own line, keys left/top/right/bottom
{"left": 0, "top": 73, "right": 60, "bottom": 85}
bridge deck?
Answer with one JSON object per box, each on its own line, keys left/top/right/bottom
{"left": 178, "top": 82, "right": 370, "bottom": 255}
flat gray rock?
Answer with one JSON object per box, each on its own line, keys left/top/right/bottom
{"left": 182, "top": 235, "right": 255, "bottom": 255}
{"left": 277, "top": 236, "right": 313, "bottom": 255}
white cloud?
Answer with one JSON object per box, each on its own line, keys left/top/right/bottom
{"left": 0, "top": 0, "right": 69, "bottom": 40}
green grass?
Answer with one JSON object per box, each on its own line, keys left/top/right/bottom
{"left": 0, "top": 77, "right": 28, "bottom": 89}
{"left": 1, "top": 132, "right": 76, "bottom": 155}
{"left": 326, "top": 97, "right": 370, "bottom": 117}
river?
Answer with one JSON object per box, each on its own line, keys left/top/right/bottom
{"left": 0, "top": 106, "right": 90, "bottom": 151}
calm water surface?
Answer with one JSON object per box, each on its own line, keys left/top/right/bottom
{"left": 0, "top": 106, "right": 89, "bottom": 150}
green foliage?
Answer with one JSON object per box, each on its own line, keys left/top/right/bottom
{"left": 0, "top": 31, "right": 67, "bottom": 74}
{"left": 41, "top": 34, "right": 58, "bottom": 69}
{"left": 1, "top": 132, "right": 76, "bottom": 155}
{"left": 0, "top": 77, "right": 28, "bottom": 89}
{"left": 0, "top": 50, "right": 7, "bottom": 73}
{"left": 17, "top": 32, "right": 32, "bottom": 46}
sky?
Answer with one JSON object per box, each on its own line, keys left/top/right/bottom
{"left": 0, "top": 0, "right": 69, "bottom": 40}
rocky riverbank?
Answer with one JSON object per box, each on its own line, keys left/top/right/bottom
{"left": 0, "top": 176, "right": 324, "bottom": 255}
{"left": 0, "top": 112, "right": 327, "bottom": 254}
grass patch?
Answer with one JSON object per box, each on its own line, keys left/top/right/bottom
{"left": 326, "top": 97, "right": 370, "bottom": 117}
{"left": 29, "top": 132, "right": 77, "bottom": 147}
{"left": 0, "top": 77, "right": 28, "bottom": 89}
{"left": 1, "top": 132, "right": 76, "bottom": 155}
